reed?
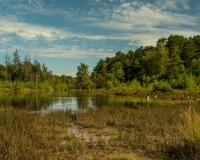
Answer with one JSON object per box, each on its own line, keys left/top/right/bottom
{"left": 1, "top": 103, "right": 200, "bottom": 159}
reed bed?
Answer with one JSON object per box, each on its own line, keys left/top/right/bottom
{"left": 1, "top": 102, "right": 200, "bottom": 159}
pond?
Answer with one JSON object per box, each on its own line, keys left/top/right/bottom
{"left": 0, "top": 91, "right": 188, "bottom": 112}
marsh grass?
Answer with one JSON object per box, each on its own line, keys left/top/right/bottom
{"left": 169, "top": 106, "right": 200, "bottom": 160}
{"left": 157, "top": 103, "right": 200, "bottom": 160}
{"left": 0, "top": 109, "right": 85, "bottom": 160}
{"left": 75, "top": 105, "right": 185, "bottom": 159}
{"left": 1, "top": 102, "right": 200, "bottom": 159}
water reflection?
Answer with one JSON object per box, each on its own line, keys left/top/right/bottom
{"left": 0, "top": 92, "right": 98, "bottom": 112}
{"left": 0, "top": 92, "right": 185, "bottom": 112}
{"left": 44, "top": 97, "right": 95, "bottom": 112}
{"left": 0, "top": 93, "right": 54, "bottom": 110}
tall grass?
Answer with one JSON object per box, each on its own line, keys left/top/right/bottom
{"left": 1, "top": 103, "right": 200, "bottom": 159}
{"left": 0, "top": 110, "right": 85, "bottom": 160}
{"left": 183, "top": 107, "right": 200, "bottom": 145}
{"left": 75, "top": 105, "right": 184, "bottom": 159}
{"left": 163, "top": 105, "right": 200, "bottom": 160}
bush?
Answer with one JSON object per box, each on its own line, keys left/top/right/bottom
{"left": 171, "top": 74, "right": 197, "bottom": 89}
{"left": 128, "top": 79, "right": 142, "bottom": 91}
{"left": 153, "top": 80, "right": 172, "bottom": 92}
{"left": 112, "top": 80, "right": 143, "bottom": 95}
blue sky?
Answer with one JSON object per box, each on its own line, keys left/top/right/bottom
{"left": 0, "top": 0, "right": 199, "bottom": 76}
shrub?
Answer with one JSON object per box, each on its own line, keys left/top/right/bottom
{"left": 153, "top": 80, "right": 172, "bottom": 92}
{"left": 171, "top": 75, "right": 197, "bottom": 89}
{"left": 128, "top": 79, "right": 142, "bottom": 91}
{"left": 112, "top": 80, "right": 143, "bottom": 95}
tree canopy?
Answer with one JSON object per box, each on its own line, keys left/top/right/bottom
{"left": 91, "top": 35, "right": 200, "bottom": 89}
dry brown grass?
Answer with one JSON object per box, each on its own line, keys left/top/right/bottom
{"left": 1, "top": 103, "right": 200, "bottom": 159}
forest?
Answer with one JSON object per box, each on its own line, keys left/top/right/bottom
{"left": 77, "top": 35, "right": 200, "bottom": 92}
{"left": 1, "top": 34, "right": 200, "bottom": 92}
{"left": 0, "top": 49, "right": 75, "bottom": 90}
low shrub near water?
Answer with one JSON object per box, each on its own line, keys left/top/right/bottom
{"left": 112, "top": 80, "right": 148, "bottom": 95}
{"left": 0, "top": 81, "right": 69, "bottom": 92}
{"left": 152, "top": 81, "right": 172, "bottom": 92}
{"left": 170, "top": 75, "right": 197, "bottom": 89}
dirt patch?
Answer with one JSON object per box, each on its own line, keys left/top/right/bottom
{"left": 68, "top": 124, "right": 112, "bottom": 144}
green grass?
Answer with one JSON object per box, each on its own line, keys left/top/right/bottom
{"left": 0, "top": 81, "right": 69, "bottom": 93}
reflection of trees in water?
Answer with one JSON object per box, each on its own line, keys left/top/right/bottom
{"left": 77, "top": 95, "right": 89, "bottom": 109}
{"left": 93, "top": 95, "right": 110, "bottom": 108}
{"left": 91, "top": 95, "right": 144, "bottom": 108}
{"left": 0, "top": 93, "right": 55, "bottom": 111}
{"left": 1, "top": 92, "right": 95, "bottom": 111}
{"left": 0, "top": 92, "right": 151, "bottom": 111}
{"left": 32, "top": 94, "right": 55, "bottom": 110}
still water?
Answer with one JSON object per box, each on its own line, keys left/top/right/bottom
{"left": 0, "top": 91, "right": 184, "bottom": 112}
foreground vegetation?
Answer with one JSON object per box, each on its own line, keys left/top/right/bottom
{"left": 1, "top": 101, "right": 200, "bottom": 160}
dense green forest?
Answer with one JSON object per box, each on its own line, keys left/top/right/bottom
{"left": 77, "top": 35, "right": 200, "bottom": 92}
{"left": 1, "top": 35, "right": 200, "bottom": 92}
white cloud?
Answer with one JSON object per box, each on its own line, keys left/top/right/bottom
{"left": 0, "top": 16, "right": 142, "bottom": 43}
{"left": 0, "top": 16, "right": 125, "bottom": 42}
{"left": 126, "top": 30, "right": 200, "bottom": 46}
{"left": 87, "top": 2, "right": 196, "bottom": 31}
{"left": 0, "top": 14, "right": 199, "bottom": 50}
{"left": 81, "top": 1, "right": 199, "bottom": 46}
{"left": 158, "top": 0, "right": 190, "bottom": 11}
{"left": 31, "top": 45, "right": 115, "bottom": 58}
{"left": 0, "top": 16, "right": 67, "bottom": 41}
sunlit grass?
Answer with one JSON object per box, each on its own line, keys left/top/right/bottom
{"left": 1, "top": 102, "right": 200, "bottom": 159}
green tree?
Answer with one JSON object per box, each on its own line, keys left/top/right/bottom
{"left": 156, "top": 38, "right": 170, "bottom": 78}
{"left": 11, "top": 49, "right": 24, "bottom": 81}
{"left": 191, "top": 58, "right": 200, "bottom": 77}
{"left": 23, "top": 54, "right": 32, "bottom": 82}
{"left": 13, "top": 49, "right": 20, "bottom": 66}
{"left": 165, "top": 35, "right": 185, "bottom": 79}
{"left": 76, "top": 63, "right": 93, "bottom": 90}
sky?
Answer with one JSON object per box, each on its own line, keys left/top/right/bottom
{"left": 0, "top": 0, "right": 200, "bottom": 76}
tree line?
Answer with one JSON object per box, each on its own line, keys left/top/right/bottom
{"left": 1, "top": 34, "right": 200, "bottom": 91}
{"left": 76, "top": 35, "right": 200, "bottom": 91}
{"left": 0, "top": 49, "right": 75, "bottom": 90}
